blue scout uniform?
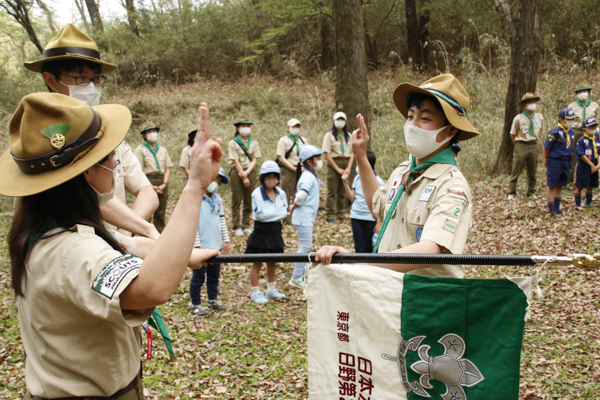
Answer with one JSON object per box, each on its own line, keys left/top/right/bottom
{"left": 350, "top": 173, "right": 385, "bottom": 253}
{"left": 351, "top": 173, "right": 385, "bottom": 221}
{"left": 197, "top": 193, "right": 226, "bottom": 250}
{"left": 291, "top": 169, "right": 323, "bottom": 226}
{"left": 544, "top": 123, "right": 574, "bottom": 188}
{"left": 576, "top": 133, "right": 600, "bottom": 189}
{"left": 252, "top": 186, "right": 288, "bottom": 222}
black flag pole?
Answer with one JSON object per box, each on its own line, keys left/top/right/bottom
{"left": 207, "top": 253, "right": 599, "bottom": 269}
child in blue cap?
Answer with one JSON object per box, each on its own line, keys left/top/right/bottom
{"left": 574, "top": 117, "right": 600, "bottom": 209}
{"left": 287, "top": 145, "right": 325, "bottom": 289}
{"left": 190, "top": 167, "right": 230, "bottom": 316}
{"left": 543, "top": 108, "right": 575, "bottom": 214}
{"left": 246, "top": 161, "right": 288, "bottom": 304}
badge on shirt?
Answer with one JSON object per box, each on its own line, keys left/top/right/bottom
{"left": 446, "top": 185, "right": 469, "bottom": 207}
{"left": 574, "top": 106, "right": 579, "bottom": 112}
{"left": 559, "top": 131, "right": 564, "bottom": 139}
{"left": 419, "top": 185, "right": 436, "bottom": 202}
{"left": 92, "top": 254, "right": 143, "bottom": 299}
{"left": 388, "top": 179, "right": 401, "bottom": 202}
{"left": 586, "top": 149, "right": 592, "bottom": 156}
{"left": 522, "top": 128, "right": 529, "bottom": 135}
{"left": 415, "top": 227, "right": 423, "bottom": 242}
{"left": 442, "top": 219, "right": 457, "bottom": 233}
{"left": 143, "top": 149, "right": 150, "bottom": 157}
{"left": 536, "top": 118, "right": 540, "bottom": 124}
{"left": 520, "top": 119, "right": 526, "bottom": 126}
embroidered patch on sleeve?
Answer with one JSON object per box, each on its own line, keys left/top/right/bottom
{"left": 442, "top": 219, "right": 457, "bottom": 233}
{"left": 92, "top": 254, "right": 143, "bottom": 299}
{"left": 446, "top": 185, "right": 469, "bottom": 206}
{"left": 419, "top": 185, "right": 436, "bottom": 202}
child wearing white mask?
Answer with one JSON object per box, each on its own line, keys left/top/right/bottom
{"left": 229, "top": 120, "right": 261, "bottom": 236}
{"left": 288, "top": 145, "right": 326, "bottom": 288}
{"left": 317, "top": 74, "right": 479, "bottom": 279}
{"left": 567, "top": 85, "right": 599, "bottom": 184}
{"left": 246, "top": 162, "right": 288, "bottom": 304}
{"left": 135, "top": 123, "right": 173, "bottom": 233}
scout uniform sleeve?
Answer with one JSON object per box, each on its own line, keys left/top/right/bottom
{"left": 252, "top": 189, "right": 262, "bottom": 218}
{"left": 228, "top": 140, "right": 239, "bottom": 165}
{"left": 164, "top": 148, "right": 173, "bottom": 169}
{"left": 544, "top": 128, "right": 556, "bottom": 149}
{"left": 419, "top": 173, "right": 472, "bottom": 255}
{"left": 134, "top": 145, "right": 145, "bottom": 170}
{"left": 322, "top": 132, "right": 332, "bottom": 153}
{"left": 576, "top": 138, "right": 585, "bottom": 158}
{"left": 510, "top": 115, "right": 519, "bottom": 136}
{"left": 179, "top": 146, "right": 191, "bottom": 168}
{"left": 120, "top": 143, "right": 151, "bottom": 195}
{"left": 276, "top": 137, "right": 287, "bottom": 157}
{"left": 252, "top": 140, "right": 262, "bottom": 159}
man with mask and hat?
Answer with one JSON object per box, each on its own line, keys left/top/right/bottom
{"left": 24, "top": 23, "right": 159, "bottom": 239}
{"left": 506, "top": 93, "right": 545, "bottom": 201}
{"left": 568, "top": 85, "right": 599, "bottom": 185}
{"left": 316, "top": 74, "right": 478, "bottom": 278}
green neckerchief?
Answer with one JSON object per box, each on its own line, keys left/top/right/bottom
{"left": 336, "top": 131, "right": 346, "bottom": 155}
{"left": 576, "top": 99, "right": 592, "bottom": 123}
{"left": 148, "top": 308, "right": 175, "bottom": 358}
{"left": 142, "top": 141, "right": 162, "bottom": 174}
{"left": 26, "top": 220, "right": 61, "bottom": 253}
{"left": 373, "top": 146, "right": 458, "bottom": 253}
{"left": 521, "top": 111, "right": 535, "bottom": 138}
{"left": 286, "top": 133, "right": 301, "bottom": 156}
{"left": 234, "top": 135, "right": 252, "bottom": 162}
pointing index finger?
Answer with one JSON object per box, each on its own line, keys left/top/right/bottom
{"left": 195, "top": 102, "right": 210, "bottom": 148}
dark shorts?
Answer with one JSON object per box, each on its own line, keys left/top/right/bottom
{"left": 245, "top": 221, "right": 285, "bottom": 253}
{"left": 576, "top": 160, "right": 599, "bottom": 189}
{"left": 546, "top": 158, "right": 571, "bottom": 188}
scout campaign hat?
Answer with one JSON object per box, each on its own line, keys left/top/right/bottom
{"left": 187, "top": 124, "right": 200, "bottom": 138}
{"left": 393, "top": 74, "right": 480, "bottom": 141}
{"left": 575, "top": 85, "right": 592, "bottom": 93}
{"left": 0, "top": 93, "right": 130, "bottom": 197}
{"left": 24, "top": 24, "right": 117, "bottom": 74}
{"left": 233, "top": 120, "right": 253, "bottom": 126}
{"left": 140, "top": 123, "right": 160, "bottom": 134}
{"left": 519, "top": 92, "right": 540, "bottom": 105}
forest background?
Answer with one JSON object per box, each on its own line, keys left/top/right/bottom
{"left": 1, "top": 0, "right": 600, "bottom": 398}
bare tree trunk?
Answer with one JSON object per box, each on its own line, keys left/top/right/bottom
{"left": 418, "top": 0, "right": 430, "bottom": 66}
{"left": 74, "top": 0, "right": 90, "bottom": 31}
{"left": 0, "top": 0, "right": 44, "bottom": 53}
{"left": 319, "top": 14, "right": 334, "bottom": 70}
{"left": 250, "top": 0, "right": 282, "bottom": 75}
{"left": 36, "top": 0, "right": 56, "bottom": 35}
{"left": 333, "top": 0, "right": 371, "bottom": 134}
{"left": 122, "top": 0, "right": 139, "bottom": 37}
{"left": 405, "top": 0, "right": 421, "bottom": 68}
{"left": 491, "top": 0, "right": 543, "bottom": 175}
{"left": 84, "top": 0, "right": 103, "bottom": 32}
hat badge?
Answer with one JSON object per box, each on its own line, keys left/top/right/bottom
{"left": 41, "top": 123, "right": 71, "bottom": 150}
{"left": 425, "top": 83, "right": 433, "bottom": 88}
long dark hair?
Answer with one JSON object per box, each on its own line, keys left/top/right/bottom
{"left": 331, "top": 123, "right": 349, "bottom": 142}
{"left": 9, "top": 174, "right": 126, "bottom": 297}
{"left": 295, "top": 156, "right": 316, "bottom": 183}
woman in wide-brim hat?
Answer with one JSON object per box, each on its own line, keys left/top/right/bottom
{"left": 0, "top": 93, "right": 221, "bottom": 399}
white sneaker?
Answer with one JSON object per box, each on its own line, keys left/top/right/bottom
{"left": 289, "top": 276, "right": 305, "bottom": 289}
{"left": 243, "top": 228, "right": 253, "bottom": 235}
{"left": 528, "top": 194, "right": 538, "bottom": 200}
{"left": 234, "top": 228, "right": 244, "bottom": 236}
{"left": 507, "top": 194, "right": 515, "bottom": 201}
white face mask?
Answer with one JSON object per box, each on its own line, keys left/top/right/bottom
{"left": 89, "top": 163, "right": 119, "bottom": 203}
{"left": 335, "top": 120, "right": 346, "bottom": 129}
{"left": 146, "top": 132, "right": 158, "bottom": 142}
{"left": 403, "top": 124, "right": 451, "bottom": 159}
{"left": 61, "top": 81, "right": 102, "bottom": 106}
{"left": 289, "top": 127, "right": 300, "bottom": 136}
{"left": 525, "top": 103, "right": 537, "bottom": 111}
{"left": 206, "top": 181, "right": 219, "bottom": 193}
{"left": 313, "top": 159, "right": 323, "bottom": 171}
{"left": 239, "top": 127, "right": 251, "bottom": 137}
{"left": 578, "top": 92, "right": 589, "bottom": 102}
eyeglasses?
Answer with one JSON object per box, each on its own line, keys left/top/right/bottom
{"left": 59, "top": 74, "right": 107, "bottom": 86}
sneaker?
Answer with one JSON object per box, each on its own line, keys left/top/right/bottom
{"left": 554, "top": 210, "right": 563, "bottom": 215}
{"left": 507, "top": 194, "right": 515, "bottom": 201}
{"left": 576, "top": 206, "right": 584, "bottom": 211}
{"left": 326, "top": 219, "right": 335, "bottom": 224}
{"left": 243, "top": 228, "right": 253, "bottom": 235}
{"left": 234, "top": 228, "right": 244, "bottom": 236}
{"left": 265, "top": 287, "right": 286, "bottom": 300}
{"left": 586, "top": 204, "right": 595, "bottom": 208}
{"left": 289, "top": 276, "right": 305, "bottom": 289}
{"left": 528, "top": 194, "right": 538, "bottom": 200}
{"left": 207, "top": 299, "right": 227, "bottom": 311}
{"left": 190, "top": 304, "right": 211, "bottom": 316}
{"left": 251, "top": 292, "right": 268, "bottom": 304}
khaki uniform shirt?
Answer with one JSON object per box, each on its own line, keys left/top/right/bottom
{"left": 568, "top": 100, "right": 599, "bottom": 132}
{"left": 322, "top": 131, "right": 352, "bottom": 158}
{"left": 228, "top": 138, "right": 261, "bottom": 169}
{"left": 114, "top": 141, "right": 151, "bottom": 203}
{"left": 276, "top": 135, "right": 309, "bottom": 166}
{"left": 179, "top": 145, "right": 192, "bottom": 169}
{"left": 372, "top": 162, "right": 473, "bottom": 278}
{"left": 16, "top": 225, "right": 153, "bottom": 398}
{"left": 135, "top": 144, "right": 173, "bottom": 175}
{"left": 510, "top": 112, "right": 544, "bottom": 142}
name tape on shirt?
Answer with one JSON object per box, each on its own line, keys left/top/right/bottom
{"left": 446, "top": 185, "right": 469, "bottom": 207}
{"left": 92, "top": 254, "right": 143, "bottom": 299}
{"left": 419, "top": 185, "right": 436, "bottom": 202}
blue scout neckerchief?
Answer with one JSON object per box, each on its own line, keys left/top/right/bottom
{"left": 576, "top": 99, "right": 592, "bottom": 123}
{"left": 234, "top": 135, "right": 252, "bottom": 162}
{"left": 558, "top": 122, "right": 571, "bottom": 149}
{"left": 286, "top": 133, "right": 301, "bottom": 157}
{"left": 373, "top": 146, "right": 458, "bottom": 253}
{"left": 521, "top": 111, "right": 535, "bottom": 138}
{"left": 142, "top": 141, "right": 162, "bottom": 174}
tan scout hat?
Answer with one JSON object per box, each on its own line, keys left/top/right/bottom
{"left": 519, "top": 92, "right": 540, "bottom": 105}
{"left": 24, "top": 23, "right": 117, "bottom": 74}
{"left": 575, "top": 85, "right": 592, "bottom": 93}
{"left": 393, "top": 74, "right": 480, "bottom": 141}
{"left": 0, "top": 93, "right": 130, "bottom": 197}
{"left": 140, "top": 123, "right": 160, "bottom": 134}
{"left": 187, "top": 124, "right": 200, "bottom": 137}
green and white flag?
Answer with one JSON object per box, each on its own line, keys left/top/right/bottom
{"left": 307, "top": 263, "right": 530, "bottom": 400}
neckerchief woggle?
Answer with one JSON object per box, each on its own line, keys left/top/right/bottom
{"left": 577, "top": 99, "right": 592, "bottom": 124}
{"left": 286, "top": 133, "right": 301, "bottom": 156}
{"left": 142, "top": 141, "right": 162, "bottom": 174}
{"left": 521, "top": 111, "right": 535, "bottom": 138}
{"left": 373, "top": 146, "right": 458, "bottom": 253}
{"left": 583, "top": 133, "right": 599, "bottom": 160}
{"left": 558, "top": 122, "right": 571, "bottom": 149}
{"left": 234, "top": 135, "right": 251, "bottom": 162}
